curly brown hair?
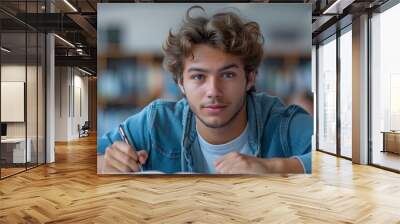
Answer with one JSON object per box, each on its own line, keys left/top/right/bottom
{"left": 162, "top": 6, "right": 264, "bottom": 89}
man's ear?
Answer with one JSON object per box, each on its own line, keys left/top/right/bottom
{"left": 246, "top": 71, "right": 256, "bottom": 91}
{"left": 178, "top": 78, "right": 185, "bottom": 95}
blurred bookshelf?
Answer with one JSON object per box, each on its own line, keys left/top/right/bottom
{"left": 98, "top": 25, "right": 312, "bottom": 137}
{"left": 97, "top": 45, "right": 182, "bottom": 137}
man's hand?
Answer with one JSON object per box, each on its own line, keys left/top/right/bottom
{"left": 214, "top": 152, "right": 304, "bottom": 174}
{"left": 102, "top": 141, "right": 148, "bottom": 173}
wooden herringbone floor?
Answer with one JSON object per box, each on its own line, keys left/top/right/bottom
{"left": 1, "top": 134, "right": 400, "bottom": 223}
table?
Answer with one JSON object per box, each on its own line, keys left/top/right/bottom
{"left": 381, "top": 131, "right": 400, "bottom": 154}
{"left": 1, "top": 138, "right": 32, "bottom": 164}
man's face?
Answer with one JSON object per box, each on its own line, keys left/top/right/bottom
{"left": 179, "top": 44, "right": 255, "bottom": 129}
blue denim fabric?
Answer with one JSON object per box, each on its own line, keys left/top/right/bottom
{"left": 97, "top": 92, "right": 313, "bottom": 173}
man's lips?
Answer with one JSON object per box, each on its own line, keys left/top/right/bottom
{"left": 202, "top": 104, "right": 228, "bottom": 113}
{"left": 204, "top": 105, "right": 227, "bottom": 109}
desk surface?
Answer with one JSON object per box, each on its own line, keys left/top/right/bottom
{"left": 381, "top": 131, "right": 400, "bottom": 134}
{"left": 1, "top": 138, "right": 29, "bottom": 143}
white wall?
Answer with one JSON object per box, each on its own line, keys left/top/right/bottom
{"left": 54, "top": 67, "right": 89, "bottom": 141}
{"left": 1, "top": 65, "right": 37, "bottom": 137}
{"left": 71, "top": 72, "right": 89, "bottom": 139}
{"left": 55, "top": 67, "right": 69, "bottom": 141}
{"left": 1, "top": 65, "right": 26, "bottom": 132}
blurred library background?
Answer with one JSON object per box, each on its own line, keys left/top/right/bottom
{"left": 97, "top": 3, "right": 312, "bottom": 138}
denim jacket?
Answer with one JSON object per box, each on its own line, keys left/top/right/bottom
{"left": 98, "top": 92, "right": 313, "bottom": 173}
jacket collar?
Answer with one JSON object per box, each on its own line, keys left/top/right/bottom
{"left": 181, "top": 93, "right": 262, "bottom": 158}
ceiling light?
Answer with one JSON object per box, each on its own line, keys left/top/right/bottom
{"left": 54, "top": 34, "right": 75, "bottom": 48}
{"left": 1, "top": 47, "right": 11, "bottom": 53}
{"left": 78, "top": 67, "right": 93, "bottom": 76}
{"left": 63, "top": 0, "right": 78, "bottom": 12}
{"left": 323, "top": 0, "right": 341, "bottom": 14}
{"left": 322, "top": 0, "right": 354, "bottom": 15}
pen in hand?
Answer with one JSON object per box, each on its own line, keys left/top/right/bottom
{"left": 118, "top": 124, "right": 143, "bottom": 172}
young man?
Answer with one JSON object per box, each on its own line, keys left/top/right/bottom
{"left": 98, "top": 6, "right": 313, "bottom": 174}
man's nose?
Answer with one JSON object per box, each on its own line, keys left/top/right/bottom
{"left": 206, "top": 77, "right": 222, "bottom": 98}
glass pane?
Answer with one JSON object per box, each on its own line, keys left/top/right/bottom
{"left": 26, "top": 0, "right": 39, "bottom": 169}
{"left": 340, "top": 29, "right": 352, "bottom": 158}
{"left": 371, "top": 3, "right": 400, "bottom": 171}
{"left": 318, "top": 36, "right": 337, "bottom": 154}
{"left": 27, "top": 31, "right": 38, "bottom": 169}
{"left": 38, "top": 33, "right": 45, "bottom": 165}
{"left": 1, "top": 30, "right": 27, "bottom": 177}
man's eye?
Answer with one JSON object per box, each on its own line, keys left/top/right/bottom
{"left": 222, "top": 72, "right": 235, "bottom": 79}
{"left": 192, "top": 74, "right": 204, "bottom": 80}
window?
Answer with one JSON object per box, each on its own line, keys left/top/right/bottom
{"left": 370, "top": 2, "right": 400, "bottom": 171}
{"left": 339, "top": 27, "right": 352, "bottom": 158}
{"left": 317, "top": 35, "right": 337, "bottom": 154}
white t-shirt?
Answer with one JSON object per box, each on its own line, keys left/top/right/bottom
{"left": 197, "top": 123, "right": 253, "bottom": 173}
